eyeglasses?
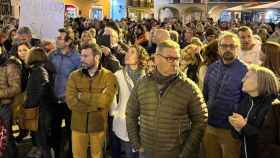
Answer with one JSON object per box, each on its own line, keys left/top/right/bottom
{"left": 157, "top": 54, "right": 180, "bottom": 63}
{"left": 219, "top": 44, "right": 238, "bottom": 50}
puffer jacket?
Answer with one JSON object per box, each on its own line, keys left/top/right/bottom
{"left": 126, "top": 72, "right": 208, "bottom": 158}
{"left": 0, "top": 57, "right": 21, "bottom": 105}
{"left": 66, "top": 66, "right": 118, "bottom": 133}
{"left": 257, "top": 99, "right": 280, "bottom": 158}
{"left": 203, "top": 59, "right": 247, "bottom": 129}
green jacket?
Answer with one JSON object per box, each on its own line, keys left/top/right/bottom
{"left": 126, "top": 72, "right": 208, "bottom": 158}
{"left": 66, "top": 67, "right": 118, "bottom": 133}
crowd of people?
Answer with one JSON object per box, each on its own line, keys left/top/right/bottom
{"left": 0, "top": 15, "right": 280, "bottom": 158}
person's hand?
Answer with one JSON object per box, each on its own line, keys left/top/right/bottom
{"left": 229, "top": 113, "right": 247, "bottom": 131}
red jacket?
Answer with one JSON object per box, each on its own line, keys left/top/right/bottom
{"left": 0, "top": 117, "right": 7, "bottom": 157}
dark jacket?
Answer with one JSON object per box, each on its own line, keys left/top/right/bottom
{"left": 185, "top": 64, "right": 199, "bottom": 83}
{"left": 257, "top": 99, "right": 280, "bottom": 158}
{"left": 24, "top": 64, "right": 53, "bottom": 109}
{"left": 111, "top": 45, "right": 126, "bottom": 66}
{"left": 203, "top": 59, "right": 247, "bottom": 128}
{"left": 231, "top": 94, "right": 273, "bottom": 158}
{"left": 101, "top": 54, "right": 122, "bottom": 73}
{"left": 126, "top": 71, "right": 207, "bottom": 158}
{"left": 12, "top": 57, "right": 30, "bottom": 91}
{"left": 147, "top": 43, "right": 157, "bottom": 55}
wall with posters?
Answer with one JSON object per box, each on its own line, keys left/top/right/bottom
{"left": 19, "top": 0, "right": 65, "bottom": 41}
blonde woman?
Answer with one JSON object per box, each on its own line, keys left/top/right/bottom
{"left": 229, "top": 65, "right": 279, "bottom": 158}
{"left": 80, "top": 30, "right": 96, "bottom": 47}
{"left": 180, "top": 44, "right": 203, "bottom": 83}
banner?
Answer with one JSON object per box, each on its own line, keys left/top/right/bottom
{"left": 19, "top": 0, "right": 65, "bottom": 41}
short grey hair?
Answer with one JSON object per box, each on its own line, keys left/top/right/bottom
{"left": 156, "top": 39, "right": 180, "bottom": 54}
{"left": 17, "top": 26, "right": 32, "bottom": 35}
{"left": 218, "top": 31, "right": 241, "bottom": 48}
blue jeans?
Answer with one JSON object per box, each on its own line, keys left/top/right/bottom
{"left": 112, "top": 132, "right": 139, "bottom": 158}
{"left": 0, "top": 104, "right": 17, "bottom": 158}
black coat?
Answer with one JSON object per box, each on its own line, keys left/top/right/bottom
{"left": 257, "top": 100, "right": 280, "bottom": 158}
{"left": 111, "top": 45, "right": 126, "bottom": 66}
{"left": 101, "top": 54, "right": 122, "bottom": 73}
{"left": 24, "top": 63, "right": 54, "bottom": 109}
{"left": 186, "top": 64, "right": 199, "bottom": 83}
{"left": 231, "top": 94, "right": 273, "bottom": 158}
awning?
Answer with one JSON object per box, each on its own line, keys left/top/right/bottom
{"left": 246, "top": 1, "right": 280, "bottom": 10}
{"left": 225, "top": 3, "right": 260, "bottom": 12}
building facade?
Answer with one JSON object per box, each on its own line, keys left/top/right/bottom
{"left": 64, "top": 0, "right": 110, "bottom": 19}
{"left": 0, "top": 0, "right": 12, "bottom": 16}
{"left": 127, "top": 0, "right": 154, "bottom": 20}
{"left": 154, "top": 0, "right": 275, "bottom": 22}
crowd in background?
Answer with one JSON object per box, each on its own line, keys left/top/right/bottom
{"left": 0, "top": 15, "right": 280, "bottom": 158}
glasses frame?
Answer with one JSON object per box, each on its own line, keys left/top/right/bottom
{"left": 157, "top": 54, "right": 180, "bottom": 63}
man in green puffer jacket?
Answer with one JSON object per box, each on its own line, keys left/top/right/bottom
{"left": 126, "top": 40, "right": 208, "bottom": 158}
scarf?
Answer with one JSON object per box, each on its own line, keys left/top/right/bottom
{"left": 126, "top": 66, "right": 145, "bottom": 84}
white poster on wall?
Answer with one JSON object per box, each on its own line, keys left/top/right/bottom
{"left": 19, "top": 0, "right": 65, "bottom": 41}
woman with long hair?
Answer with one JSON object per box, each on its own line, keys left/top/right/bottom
{"left": 260, "top": 41, "right": 280, "bottom": 78}
{"left": 111, "top": 45, "right": 149, "bottom": 158}
{"left": 12, "top": 42, "right": 31, "bottom": 145}
{"left": 180, "top": 44, "right": 203, "bottom": 83}
{"left": 198, "top": 39, "right": 219, "bottom": 90}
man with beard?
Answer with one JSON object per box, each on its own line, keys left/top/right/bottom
{"left": 202, "top": 31, "right": 247, "bottom": 158}
{"left": 66, "top": 43, "right": 117, "bottom": 158}
{"left": 49, "top": 28, "right": 80, "bottom": 158}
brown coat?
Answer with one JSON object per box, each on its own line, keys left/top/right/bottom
{"left": 0, "top": 57, "right": 21, "bottom": 105}
{"left": 66, "top": 67, "right": 118, "bottom": 133}
{"left": 257, "top": 99, "right": 280, "bottom": 158}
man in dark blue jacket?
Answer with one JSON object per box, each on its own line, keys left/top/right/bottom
{"left": 203, "top": 31, "right": 247, "bottom": 158}
{"left": 49, "top": 28, "right": 80, "bottom": 158}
